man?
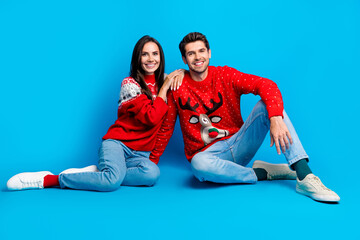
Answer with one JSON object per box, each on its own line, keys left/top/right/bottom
{"left": 150, "top": 32, "right": 339, "bottom": 202}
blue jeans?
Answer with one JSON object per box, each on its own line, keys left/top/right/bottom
{"left": 191, "top": 100, "right": 308, "bottom": 183}
{"left": 59, "top": 139, "right": 160, "bottom": 191}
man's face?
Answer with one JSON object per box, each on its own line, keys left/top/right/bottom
{"left": 182, "top": 40, "right": 211, "bottom": 74}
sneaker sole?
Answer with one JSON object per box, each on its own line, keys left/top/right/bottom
{"left": 296, "top": 186, "right": 340, "bottom": 202}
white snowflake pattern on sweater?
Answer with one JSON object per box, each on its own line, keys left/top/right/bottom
{"left": 119, "top": 77, "right": 141, "bottom": 106}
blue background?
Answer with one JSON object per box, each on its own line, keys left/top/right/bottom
{"left": 1, "top": 0, "right": 359, "bottom": 239}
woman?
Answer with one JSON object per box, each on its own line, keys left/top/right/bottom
{"left": 7, "top": 35, "right": 183, "bottom": 191}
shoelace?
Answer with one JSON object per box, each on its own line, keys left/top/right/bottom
{"left": 20, "top": 177, "right": 42, "bottom": 188}
{"left": 309, "top": 175, "right": 330, "bottom": 191}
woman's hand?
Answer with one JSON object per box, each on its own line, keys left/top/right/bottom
{"left": 169, "top": 69, "right": 185, "bottom": 91}
{"left": 158, "top": 69, "right": 185, "bottom": 101}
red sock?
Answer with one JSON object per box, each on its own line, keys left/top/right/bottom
{"left": 43, "top": 175, "right": 59, "bottom": 188}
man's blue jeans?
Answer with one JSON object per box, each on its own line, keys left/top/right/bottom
{"left": 59, "top": 139, "right": 160, "bottom": 191}
{"left": 191, "top": 100, "right": 309, "bottom": 183}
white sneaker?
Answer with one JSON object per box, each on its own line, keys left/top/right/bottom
{"left": 59, "top": 165, "right": 99, "bottom": 175}
{"left": 296, "top": 174, "right": 340, "bottom": 202}
{"left": 252, "top": 160, "right": 297, "bottom": 180}
{"left": 7, "top": 171, "right": 53, "bottom": 190}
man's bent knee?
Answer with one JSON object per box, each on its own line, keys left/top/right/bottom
{"left": 254, "top": 100, "right": 267, "bottom": 113}
{"left": 191, "top": 156, "right": 212, "bottom": 182}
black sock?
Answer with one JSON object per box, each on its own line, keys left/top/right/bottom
{"left": 291, "top": 159, "right": 312, "bottom": 181}
{"left": 254, "top": 168, "right": 268, "bottom": 181}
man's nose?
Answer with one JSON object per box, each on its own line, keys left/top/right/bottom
{"left": 194, "top": 52, "right": 200, "bottom": 60}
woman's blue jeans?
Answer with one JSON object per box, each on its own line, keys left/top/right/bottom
{"left": 191, "top": 100, "right": 309, "bottom": 184}
{"left": 59, "top": 139, "right": 160, "bottom": 191}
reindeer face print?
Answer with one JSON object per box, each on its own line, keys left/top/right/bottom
{"left": 179, "top": 92, "right": 229, "bottom": 145}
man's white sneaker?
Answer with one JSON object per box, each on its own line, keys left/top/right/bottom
{"left": 7, "top": 171, "right": 53, "bottom": 191}
{"left": 296, "top": 174, "right": 340, "bottom": 202}
{"left": 59, "top": 165, "right": 99, "bottom": 175}
{"left": 252, "top": 160, "right": 297, "bottom": 180}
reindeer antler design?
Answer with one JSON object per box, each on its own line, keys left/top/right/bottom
{"left": 179, "top": 97, "right": 199, "bottom": 113}
{"left": 179, "top": 93, "right": 228, "bottom": 145}
{"left": 203, "top": 92, "right": 223, "bottom": 115}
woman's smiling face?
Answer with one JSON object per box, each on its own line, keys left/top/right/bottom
{"left": 141, "top": 42, "right": 160, "bottom": 75}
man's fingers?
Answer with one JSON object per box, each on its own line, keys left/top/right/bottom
{"left": 283, "top": 134, "right": 290, "bottom": 150}
{"left": 275, "top": 139, "right": 281, "bottom": 155}
{"left": 287, "top": 131, "right": 293, "bottom": 145}
{"left": 272, "top": 135, "right": 281, "bottom": 154}
{"left": 279, "top": 137, "right": 286, "bottom": 153}
{"left": 272, "top": 133, "right": 291, "bottom": 154}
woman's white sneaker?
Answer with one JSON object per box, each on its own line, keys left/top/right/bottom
{"left": 296, "top": 174, "right": 340, "bottom": 202}
{"left": 7, "top": 171, "right": 53, "bottom": 190}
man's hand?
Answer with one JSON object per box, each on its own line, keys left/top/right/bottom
{"left": 270, "top": 116, "right": 293, "bottom": 154}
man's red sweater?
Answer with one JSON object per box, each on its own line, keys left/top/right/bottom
{"left": 103, "top": 75, "right": 168, "bottom": 152}
{"left": 150, "top": 66, "right": 284, "bottom": 164}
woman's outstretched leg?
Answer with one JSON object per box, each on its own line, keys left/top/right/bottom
{"left": 7, "top": 139, "right": 127, "bottom": 192}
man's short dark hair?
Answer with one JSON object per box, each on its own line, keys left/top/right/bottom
{"left": 179, "top": 32, "right": 210, "bottom": 57}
